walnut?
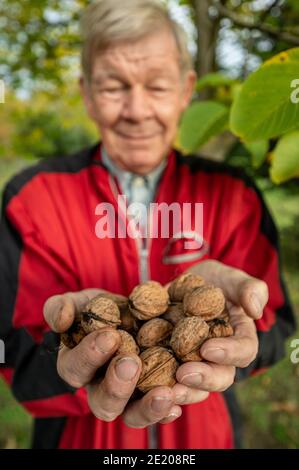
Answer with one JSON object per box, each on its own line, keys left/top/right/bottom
{"left": 129, "top": 281, "right": 169, "bottom": 320}
{"left": 168, "top": 273, "right": 205, "bottom": 302}
{"left": 162, "top": 303, "right": 184, "bottom": 326}
{"left": 181, "top": 349, "right": 203, "bottom": 363}
{"left": 208, "top": 318, "right": 234, "bottom": 339}
{"left": 116, "top": 330, "right": 140, "bottom": 355}
{"left": 183, "top": 285, "right": 226, "bottom": 321}
{"left": 63, "top": 277, "right": 233, "bottom": 390}
{"left": 136, "top": 318, "right": 173, "bottom": 349}
{"left": 218, "top": 308, "right": 230, "bottom": 323}
{"left": 137, "top": 346, "right": 179, "bottom": 393}
{"left": 170, "top": 316, "right": 209, "bottom": 360}
{"left": 60, "top": 317, "right": 86, "bottom": 349}
{"left": 120, "top": 307, "right": 140, "bottom": 334}
{"left": 81, "top": 296, "right": 121, "bottom": 334}
{"left": 95, "top": 292, "right": 128, "bottom": 315}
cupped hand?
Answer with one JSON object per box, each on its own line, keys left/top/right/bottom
{"left": 44, "top": 259, "right": 268, "bottom": 427}
{"left": 172, "top": 260, "right": 266, "bottom": 402}
{"left": 43, "top": 289, "right": 208, "bottom": 427}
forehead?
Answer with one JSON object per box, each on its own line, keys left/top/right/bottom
{"left": 91, "top": 29, "right": 181, "bottom": 78}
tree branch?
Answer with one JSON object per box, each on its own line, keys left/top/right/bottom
{"left": 259, "top": 0, "right": 280, "bottom": 24}
{"left": 212, "top": 1, "right": 299, "bottom": 46}
{"left": 192, "top": 0, "right": 217, "bottom": 76}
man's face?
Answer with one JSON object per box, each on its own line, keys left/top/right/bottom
{"left": 81, "top": 28, "right": 196, "bottom": 175}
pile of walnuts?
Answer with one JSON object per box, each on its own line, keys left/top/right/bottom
{"left": 61, "top": 273, "right": 233, "bottom": 393}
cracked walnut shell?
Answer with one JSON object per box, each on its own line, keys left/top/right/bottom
{"left": 81, "top": 296, "right": 121, "bottom": 334}
{"left": 60, "top": 318, "right": 86, "bottom": 349}
{"left": 208, "top": 318, "right": 234, "bottom": 339}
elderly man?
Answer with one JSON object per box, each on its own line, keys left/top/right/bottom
{"left": 0, "top": 0, "right": 295, "bottom": 449}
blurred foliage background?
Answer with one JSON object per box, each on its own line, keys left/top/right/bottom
{"left": 0, "top": 0, "right": 298, "bottom": 448}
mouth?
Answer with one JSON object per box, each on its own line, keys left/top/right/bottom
{"left": 116, "top": 131, "right": 159, "bottom": 140}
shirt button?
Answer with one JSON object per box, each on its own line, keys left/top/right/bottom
{"left": 133, "top": 176, "right": 145, "bottom": 188}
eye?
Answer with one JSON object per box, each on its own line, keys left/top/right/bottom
{"left": 101, "top": 86, "right": 126, "bottom": 94}
{"left": 94, "top": 81, "right": 129, "bottom": 97}
{"left": 147, "top": 82, "right": 171, "bottom": 94}
{"left": 148, "top": 86, "right": 168, "bottom": 93}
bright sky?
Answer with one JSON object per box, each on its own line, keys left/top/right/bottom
{"left": 15, "top": 0, "right": 272, "bottom": 98}
{"left": 167, "top": 0, "right": 264, "bottom": 77}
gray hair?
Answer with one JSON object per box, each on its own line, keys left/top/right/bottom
{"left": 81, "top": 0, "right": 193, "bottom": 80}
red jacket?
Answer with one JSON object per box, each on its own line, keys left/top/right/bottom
{"left": 0, "top": 144, "right": 295, "bottom": 448}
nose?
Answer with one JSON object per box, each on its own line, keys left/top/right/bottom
{"left": 122, "top": 85, "right": 152, "bottom": 122}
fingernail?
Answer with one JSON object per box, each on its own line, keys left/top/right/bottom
{"left": 181, "top": 373, "right": 203, "bottom": 387}
{"left": 204, "top": 348, "right": 226, "bottom": 362}
{"left": 151, "top": 397, "right": 172, "bottom": 413}
{"left": 115, "top": 357, "right": 139, "bottom": 382}
{"left": 95, "top": 331, "right": 118, "bottom": 353}
{"left": 166, "top": 412, "right": 181, "bottom": 420}
{"left": 175, "top": 391, "right": 187, "bottom": 404}
{"left": 251, "top": 293, "right": 262, "bottom": 316}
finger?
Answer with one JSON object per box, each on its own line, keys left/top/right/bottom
{"left": 172, "top": 383, "right": 210, "bottom": 405}
{"left": 122, "top": 386, "right": 175, "bottom": 428}
{"left": 159, "top": 405, "right": 182, "bottom": 424}
{"left": 200, "top": 306, "right": 258, "bottom": 367}
{"left": 238, "top": 278, "right": 269, "bottom": 320}
{"left": 176, "top": 362, "right": 236, "bottom": 392}
{"left": 57, "top": 328, "right": 121, "bottom": 388}
{"left": 43, "top": 288, "right": 109, "bottom": 332}
{"left": 87, "top": 354, "right": 141, "bottom": 422}
{"left": 188, "top": 260, "right": 269, "bottom": 319}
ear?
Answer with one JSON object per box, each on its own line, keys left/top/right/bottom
{"left": 79, "top": 76, "right": 97, "bottom": 121}
{"left": 181, "top": 70, "right": 197, "bottom": 110}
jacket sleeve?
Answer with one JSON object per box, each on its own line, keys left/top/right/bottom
{"left": 0, "top": 183, "right": 90, "bottom": 418}
{"left": 216, "top": 174, "right": 296, "bottom": 380}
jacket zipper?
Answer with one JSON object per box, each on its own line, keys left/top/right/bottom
{"left": 108, "top": 174, "right": 158, "bottom": 449}
{"left": 108, "top": 174, "right": 151, "bottom": 282}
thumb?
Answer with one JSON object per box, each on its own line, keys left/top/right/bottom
{"left": 43, "top": 288, "right": 110, "bottom": 333}
{"left": 188, "top": 260, "right": 269, "bottom": 319}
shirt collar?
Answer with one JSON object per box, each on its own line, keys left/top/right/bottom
{"left": 101, "top": 145, "right": 167, "bottom": 194}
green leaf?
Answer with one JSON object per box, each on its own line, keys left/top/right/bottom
{"left": 178, "top": 0, "right": 192, "bottom": 5}
{"left": 230, "top": 48, "right": 299, "bottom": 142}
{"left": 244, "top": 140, "right": 269, "bottom": 168}
{"left": 270, "top": 130, "right": 299, "bottom": 183}
{"left": 196, "top": 73, "right": 236, "bottom": 92}
{"left": 178, "top": 101, "right": 229, "bottom": 153}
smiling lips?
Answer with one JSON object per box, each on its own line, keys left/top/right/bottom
{"left": 116, "top": 129, "right": 161, "bottom": 140}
